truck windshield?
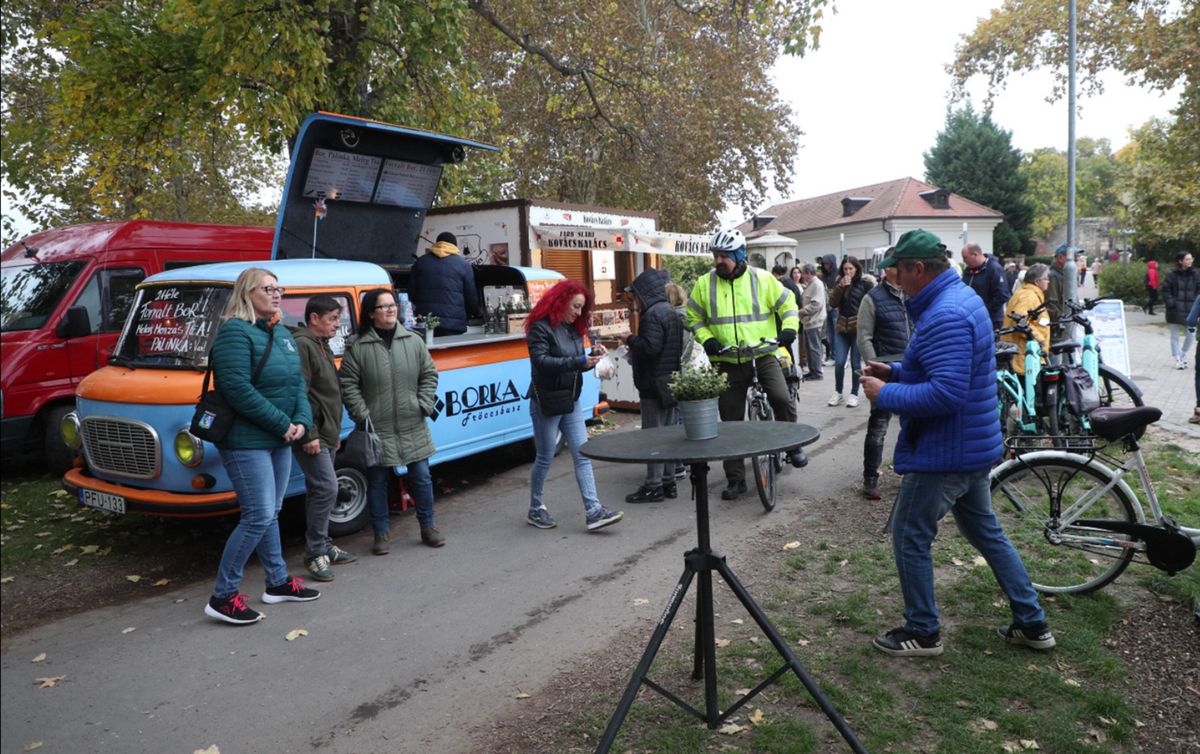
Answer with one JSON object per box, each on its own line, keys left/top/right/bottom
{"left": 1, "top": 261, "right": 86, "bottom": 332}
{"left": 114, "top": 284, "right": 230, "bottom": 368}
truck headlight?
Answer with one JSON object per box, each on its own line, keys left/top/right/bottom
{"left": 174, "top": 429, "right": 204, "bottom": 468}
{"left": 60, "top": 412, "right": 82, "bottom": 449}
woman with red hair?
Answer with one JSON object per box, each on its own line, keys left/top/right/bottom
{"left": 524, "top": 280, "right": 623, "bottom": 532}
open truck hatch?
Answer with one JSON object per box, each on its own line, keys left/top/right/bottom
{"left": 272, "top": 112, "right": 497, "bottom": 266}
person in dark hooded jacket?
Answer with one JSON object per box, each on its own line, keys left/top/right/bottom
{"left": 621, "top": 269, "right": 683, "bottom": 503}
{"left": 409, "top": 232, "right": 482, "bottom": 335}
{"left": 820, "top": 253, "right": 839, "bottom": 362}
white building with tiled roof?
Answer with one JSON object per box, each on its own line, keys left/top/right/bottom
{"left": 739, "top": 177, "right": 1004, "bottom": 270}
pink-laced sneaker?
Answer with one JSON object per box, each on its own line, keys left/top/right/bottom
{"left": 205, "top": 593, "right": 264, "bottom": 625}
{"left": 262, "top": 576, "right": 321, "bottom": 604}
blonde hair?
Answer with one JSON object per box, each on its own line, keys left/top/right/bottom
{"left": 665, "top": 282, "right": 686, "bottom": 307}
{"left": 223, "top": 267, "right": 278, "bottom": 322}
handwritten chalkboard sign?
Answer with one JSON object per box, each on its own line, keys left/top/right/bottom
{"left": 302, "top": 148, "right": 380, "bottom": 203}
{"left": 373, "top": 159, "right": 443, "bottom": 209}
{"left": 130, "top": 286, "right": 225, "bottom": 362}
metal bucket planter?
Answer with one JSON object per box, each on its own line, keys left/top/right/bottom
{"left": 678, "top": 398, "right": 719, "bottom": 440}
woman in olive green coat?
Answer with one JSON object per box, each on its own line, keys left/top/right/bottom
{"left": 340, "top": 288, "right": 442, "bottom": 554}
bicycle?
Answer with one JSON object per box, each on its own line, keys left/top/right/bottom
{"left": 1048, "top": 296, "right": 1143, "bottom": 417}
{"left": 995, "top": 307, "right": 1077, "bottom": 443}
{"left": 989, "top": 404, "right": 1199, "bottom": 594}
{"left": 719, "top": 339, "right": 785, "bottom": 512}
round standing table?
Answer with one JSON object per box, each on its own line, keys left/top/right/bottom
{"left": 581, "top": 422, "right": 866, "bottom": 753}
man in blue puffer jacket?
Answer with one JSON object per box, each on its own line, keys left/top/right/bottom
{"left": 860, "top": 229, "right": 1054, "bottom": 658}
{"left": 409, "top": 232, "right": 482, "bottom": 335}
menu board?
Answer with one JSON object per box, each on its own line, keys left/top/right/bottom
{"left": 132, "top": 287, "right": 221, "bottom": 360}
{"left": 302, "top": 148, "right": 381, "bottom": 203}
{"left": 373, "top": 159, "right": 443, "bottom": 209}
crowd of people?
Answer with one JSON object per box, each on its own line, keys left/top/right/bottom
{"left": 200, "top": 230, "right": 1197, "bottom": 651}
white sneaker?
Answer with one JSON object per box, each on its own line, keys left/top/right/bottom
{"left": 827, "top": 392, "right": 843, "bottom": 406}
{"left": 846, "top": 394, "right": 859, "bottom": 407}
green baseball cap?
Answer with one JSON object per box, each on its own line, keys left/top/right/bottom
{"left": 878, "top": 229, "right": 947, "bottom": 268}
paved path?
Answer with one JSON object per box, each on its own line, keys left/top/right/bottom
{"left": 1077, "top": 277, "right": 1199, "bottom": 438}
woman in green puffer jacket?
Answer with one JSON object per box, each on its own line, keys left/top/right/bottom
{"left": 341, "top": 288, "right": 442, "bottom": 555}
{"left": 204, "top": 268, "right": 318, "bottom": 627}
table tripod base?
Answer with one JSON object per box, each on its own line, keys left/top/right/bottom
{"left": 594, "top": 548, "right": 868, "bottom": 754}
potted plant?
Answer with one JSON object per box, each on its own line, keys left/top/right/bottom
{"left": 421, "top": 314, "right": 440, "bottom": 346}
{"left": 669, "top": 365, "right": 728, "bottom": 440}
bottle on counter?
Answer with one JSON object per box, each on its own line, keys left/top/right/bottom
{"left": 398, "top": 292, "right": 416, "bottom": 329}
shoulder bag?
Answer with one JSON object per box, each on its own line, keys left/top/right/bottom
{"left": 533, "top": 372, "right": 579, "bottom": 417}
{"left": 341, "top": 415, "right": 384, "bottom": 468}
{"left": 190, "top": 326, "right": 274, "bottom": 443}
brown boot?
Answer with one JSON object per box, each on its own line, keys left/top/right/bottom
{"left": 420, "top": 526, "right": 446, "bottom": 548}
{"left": 1189, "top": 408, "right": 1200, "bottom": 425}
{"left": 372, "top": 530, "right": 390, "bottom": 555}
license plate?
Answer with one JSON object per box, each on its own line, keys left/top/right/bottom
{"left": 80, "top": 489, "right": 126, "bottom": 514}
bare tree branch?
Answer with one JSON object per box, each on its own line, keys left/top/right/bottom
{"left": 467, "top": 0, "right": 638, "bottom": 144}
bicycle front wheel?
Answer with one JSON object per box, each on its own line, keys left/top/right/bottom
{"left": 990, "top": 456, "right": 1139, "bottom": 594}
{"left": 748, "top": 397, "right": 777, "bottom": 512}
{"left": 1097, "top": 364, "right": 1144, "bottom": 410}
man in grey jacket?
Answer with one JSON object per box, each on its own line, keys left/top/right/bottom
{"left": 290, "top": 295, "right": 358, "bottom": 580}
{"left": 798, "top": 264, "right": 827, "bottom": 380}
{"left": 856, "top": 255, "right": 912, "bottom": 499}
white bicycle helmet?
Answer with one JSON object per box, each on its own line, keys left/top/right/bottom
{"left": 709, "top": 228, "right": 746, "bottom": 255}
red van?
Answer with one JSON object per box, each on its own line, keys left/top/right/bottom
{"left": 1, "top": 220, "right": 272, "bottom": 471}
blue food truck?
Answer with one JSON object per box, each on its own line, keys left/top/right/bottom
{"left": 63, "top": 113, "right": 604, "bottom": 535}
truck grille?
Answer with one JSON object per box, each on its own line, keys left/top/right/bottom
{"left": 81, "top": 417, "right": 160, "bottom": 479}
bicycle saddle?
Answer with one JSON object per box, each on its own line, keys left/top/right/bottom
{"left": 1049, "top": 340, "right": 1081, "bottom": 355}
{"left": 1088, "top": 405, "right": 1162, "bottom": 441}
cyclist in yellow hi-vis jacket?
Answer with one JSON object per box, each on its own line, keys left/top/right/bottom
{"left": 687, "top": 229, "right": 807, "bottom": 500}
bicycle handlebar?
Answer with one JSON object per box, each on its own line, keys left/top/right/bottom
{"left": 718, "top": 337, "right": 779, "bottom": 355}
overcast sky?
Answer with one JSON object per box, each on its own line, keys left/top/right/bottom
{"left": 723, "top": 0, "right": 1181, "bottom": 226}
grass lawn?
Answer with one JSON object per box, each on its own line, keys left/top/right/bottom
{"left": 530, "top": 433, "right": 1199, "bottom": 753}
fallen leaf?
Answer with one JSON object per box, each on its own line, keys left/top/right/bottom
{"left": 79, "top": 545, "right": 99, "bottom": 555}
{"left": 51, "top": 490, "right": 69, "bottom": 498}
{"left": 193, "top": 747, "right": 220, "bottom": 754}
{"left": 730, "top": 618, "right": 744, "bottom": 625}
{"left": 951, "top": 557, "right": 965, "bottom": 566}
{"left": 33, "top": 531, "right": 52, "bottom": 538}
{"left": 718, "top": 722, "right": 746, "bottom": 734}
{"left": 632, "top": 598, "right": 649, "bottom": 606}
{"left": 1001, "top": 743, "right": 1021, "bottom": 753}
{"left": 782, "top": 541, "right": 801, "bottom": 550}
{"left": 749, "top": 708, "right": 766, "bottom": 725}
{"left": 1098, "top": 716, "right": 1117, "bottom": 726}
{"left": 121, "top": 627, "right": 137, "bottom": 634}
{"left": 174, "top": 598, "right": 186, "bottom": 604}
{"left": 284, "top": 628, "right": 308, "bottom": 641}
{"left": 125, "top": 575, "right": 142, "bottom": 583}
{"left": 796, "top": 638, "right": 811, "bottom": 647}
{"left": 51, "top": 544, "right": 74, "bottom": 555}
{"left": 838, "top": 559, "right": 849, "bottom": 566}
{"left": 153, "top": 579, "right": 170, "bottom": 587}
{"left": 31, "top": 653, "right": 46, "bottom": 663}
{"left": 1088, "top": 728, "right": 1106, "bottom": 743}
{"left": 515, "top": 691, "right": 531, "bottom": 699}
{"left": 64, "top": 559, "right": 79, "bottom": 567}
{"left": 35, "top": 675, "right": 65, "bottom": 688}
{"left": 972, "top": 556, "right": 988, "bottom": 567}
{"left": 715, "top": 638, "right": 731, "bottom": 648}
{"left": 1020, "top": 740, "right": 1040, "bottom": 750}
{"left": 1, "top": 576, "right": 14, "bottom": 584}
{"left": 1064, "top": 678, "right": 1081, "bottom": 687}
{"left": 23, "top": 743, "right": 43, "bottom": 752}
{"left": 982, "top": 719, "right": 999, "bottom": 731}
{"left": 734, "top": 687, "right": 752, "bottom": 695}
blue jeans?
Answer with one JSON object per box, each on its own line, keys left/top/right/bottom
{"left": 832, "top": 330, "right": 861, "bottom": 395}
{"left": 214, "top": 446, "right": 292, "bottom": 599}
{"left": 1168, "top": 323, "right": 1195, "bottom": 362}
{"left": 891, "top": 470, "right": 1045, "bottom": 637}
{"left": 367, "top": 458, "right": 435, "bottom": 533}
{"left": 529, "top": 398, "right": 599, "bottom": 514}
